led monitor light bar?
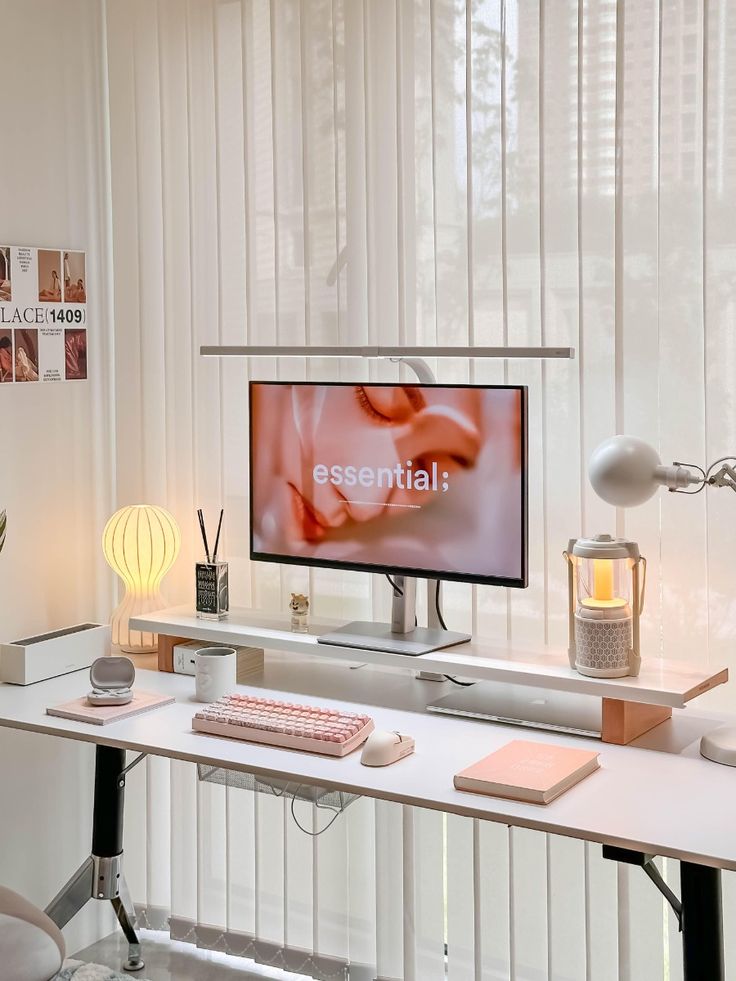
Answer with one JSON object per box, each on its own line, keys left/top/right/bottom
{"left": 200, "top": 345, "right": 575, "bottom": 360}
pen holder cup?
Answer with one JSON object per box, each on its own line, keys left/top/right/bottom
{"left": 196, "top": 561, "right": 229, "bottom": 620}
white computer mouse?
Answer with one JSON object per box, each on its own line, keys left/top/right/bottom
{"left": 360, "top": 730, "right": 415, "bottom": 767}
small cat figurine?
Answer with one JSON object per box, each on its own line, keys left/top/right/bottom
{"left": 289, "top": 592, "right": 309, "bottom": 633}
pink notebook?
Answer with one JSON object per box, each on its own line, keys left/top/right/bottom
{"left": 46, "top": 690, "right": 175, "bottom": 726}
{"left": 454, "top": 739, "right": 600, "bottom": 805}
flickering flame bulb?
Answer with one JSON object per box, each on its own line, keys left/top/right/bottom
{"left": 592, "top": 558, "right": 613, "bottom": 602}
{"left": 581, "top": 557, "right": 626, "bottom": 610}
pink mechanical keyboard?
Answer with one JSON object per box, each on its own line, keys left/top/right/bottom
{"left": 192, "top": 693, "right": 375, "bottom": 757}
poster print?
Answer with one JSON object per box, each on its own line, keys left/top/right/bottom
{"left": 0, "top": 245, "right": 87, "bottom": 383}
{"left": 0, "top": 329, "right": 12, "bottom": 382}
{"left": 0, "top": 248, "right": 10, "bottom": 301}
{"left": 64, "top": 328, "right": 87, "bottom": 380}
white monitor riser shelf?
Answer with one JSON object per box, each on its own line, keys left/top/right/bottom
{"left": 130, "top": 606, "right": 728, "bottom": 746}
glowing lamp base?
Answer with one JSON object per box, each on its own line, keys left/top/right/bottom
{"left": 111, "top": 591, "right": 167, "bottom": 655}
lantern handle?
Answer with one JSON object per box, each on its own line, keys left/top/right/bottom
{"left": 638, "top": 556, "right": 647, "bottom": 615}
{"left": 628, "top": 555, "right": 647, "bottom": 679}
{"left": 562, "top": 550, "right": 577, "bottom": 670}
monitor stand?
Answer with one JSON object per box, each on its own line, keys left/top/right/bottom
{"left": 317, "top": 576, "right": 471, "bottom": 656}
{"left": 317, "top": 620, "right": 471, "bottom": 656}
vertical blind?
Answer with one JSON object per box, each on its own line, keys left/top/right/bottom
{"left": 106, "top": 0, "right": 736, "bottom": 977}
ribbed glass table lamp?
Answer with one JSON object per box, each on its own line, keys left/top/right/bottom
{"left": 102, "top": 504, "right": 181, "bottom": 654}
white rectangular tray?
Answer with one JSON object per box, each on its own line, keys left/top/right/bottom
{"left": 1, "top": 622, "right": 110, "bottom": 685}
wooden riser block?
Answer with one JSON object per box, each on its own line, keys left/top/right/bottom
{"left": 235, "top": 647, "right": 265, "bottom": 682}
{"left": 602, "top": 698, "right": 672, "bottom": 745}
{"left": 157, "top": 634, "right": 191, "bottom": 673}
{"left": 156, "top": 634, "right": 265, "bottom": 681}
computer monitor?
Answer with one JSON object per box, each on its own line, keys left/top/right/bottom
{"left": 249, "top": 380, "right": 527, "bottom": 653}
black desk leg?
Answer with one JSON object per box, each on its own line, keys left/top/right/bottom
{"left": 45, "top": 745, "right": 145, "bottom": 973}
{"left": 603, "top": 846, "right": 725, "bottom": 981}
{"left": 681, "top": 862, "right": 724, "bottom": 981}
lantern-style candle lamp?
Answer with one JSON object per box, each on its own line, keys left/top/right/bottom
{"left": 563, "top": 534, "right": 646, "bottom": 678}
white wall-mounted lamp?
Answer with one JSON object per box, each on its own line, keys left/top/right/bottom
{"left": 589, "top": 434, "right": 736, "bottom": 506}
{"left": 588, "top": 434, "right": 736, "bottom": 766}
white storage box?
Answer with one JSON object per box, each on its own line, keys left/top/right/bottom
{"left": 0, "top": 623, "right": 110, "bottom": 685}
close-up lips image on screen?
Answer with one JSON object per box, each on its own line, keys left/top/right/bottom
{"left": 250, "top": 381, "right": 527, "bottom": 587}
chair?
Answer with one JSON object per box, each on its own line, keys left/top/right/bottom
{"left": 0, "top": 886, "right": 65, "bottom": 981}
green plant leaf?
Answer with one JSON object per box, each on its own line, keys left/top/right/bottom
{"left": 0, "top": 510, "right": 6, "bottom": 555}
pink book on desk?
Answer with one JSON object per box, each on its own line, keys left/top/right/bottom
{"left": 454, "top": 739, "right": 600, "bottom": 805}
{"left": 46, "top": 690, "right": 175, "bottom": 726}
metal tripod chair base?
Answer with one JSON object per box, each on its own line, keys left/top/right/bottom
{"left": 44, "top": 746, "right": 146, "bottom": 973}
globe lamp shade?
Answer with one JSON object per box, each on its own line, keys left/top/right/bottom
{"left": 588, "top": 436, "right": 663, "bottom": 507}
{"left": 103, "top": 505, "right": 181, "bottom": 654}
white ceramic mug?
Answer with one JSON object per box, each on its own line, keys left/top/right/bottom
{"left": 194, "top": 646, "right": 237, "bottom": 702}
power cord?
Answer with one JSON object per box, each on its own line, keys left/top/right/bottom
{"left": 385, "top": 574, "right": 417, "bottom": 627}
{"left": 443, "top": 674, "right": 475, "bottom": 687}
{"left": 435, "top": 579, "right": 475, "bottom": 688}
{"left": 434, "top": 578, "right": 447, "bottom": 629}
{"left": 387, "top": 574, "right": 472, "bottom": 686}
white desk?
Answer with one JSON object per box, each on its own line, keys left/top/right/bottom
{"left": 0, "top": 658, "right": 732, "bottom": 978}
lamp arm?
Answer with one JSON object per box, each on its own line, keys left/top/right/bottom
{"left": 654, "top": 463, "right": 705, "bottom": 493}
{"left": 707, "top": 458, "right": 736, "bottom": 492}
{"left": 391, "top": 356, "right": 436, "bottom": 385}
{"left": 390, "top": 356, "right": 440, "bottom": 628}
{"left": 654, "top": 456, "right": 736, "bottom": 495}
{"left": 657, "top": 457, "right": 736, "bottom": 495}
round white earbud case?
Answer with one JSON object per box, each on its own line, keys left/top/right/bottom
{"left": 87, "top": 656, "right": 135, "bottom": 706}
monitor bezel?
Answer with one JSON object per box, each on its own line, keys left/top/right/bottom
{"left": 248, "top": 380, "right": 528, "bottom": 589}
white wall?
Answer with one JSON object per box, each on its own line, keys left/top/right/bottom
{"left": 0, "top": 0, "right": 117, "bottom": 954}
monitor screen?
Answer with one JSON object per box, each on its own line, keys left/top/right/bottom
{"left": 249, "top": 381, "right": 527, "bottom": 587}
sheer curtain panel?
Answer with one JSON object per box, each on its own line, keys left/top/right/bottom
{"left": 106, "top": 0, "right": 736, "bottom": 978}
